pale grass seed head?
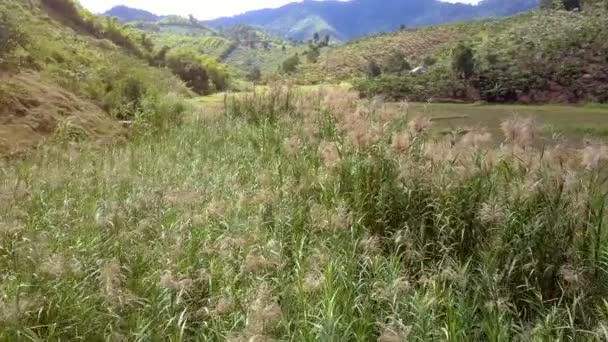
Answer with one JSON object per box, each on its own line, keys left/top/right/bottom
{"left": 329, "top": 205, "right": 353, "bottom": 231}
{"left": 99, "top": 260, "right": 129, "bottom": 307}
{"left": 461, "top": 129, "right": 492, "bottom": 148}
{"left": 242, "top": 251, "right": 277, "bottom": 275}
{"left": 377, "top": 322, "right": 412, "bottom": 342}
{"left": 580, "top": 142, "right": 608, "bottom": 170}
{"left": 319, "top": 141, "right": 341, "bottom": 170}
{"left": 41, "top": 254, "right": 69, "bottom": 278}
{"left": 213, "top": 295, "right": 236, "bottom": 316}
{"left": 359, "top": 235, "right": 382, "bottom": 256}
{"left": 478, "top": 199, "right": 507, "bottom": 226}
{"left": 206, "top": 199, "right": 226, "bottom": 220}
{"left": 302, "top": 269, "right": 325, "bottom": 293}
{"left": 247, "top": 283, "right": 283, "bottom": 334}
{"left": 159, "top": 271, "right": 193, "bottom": 292}
{"left": 346, "top": 116, "right": 376, "bottom": 149}
{"left": 284, "top": 135, "right": 303, "bottom": 156}
{"left": 407, "top": 116, "right": 432, "bottom": 136}
{"left": 391, "top": 131, "right": 411, "bottom": 154}
{"left": 500, "top": 116, "right": 541, "bottom": 148}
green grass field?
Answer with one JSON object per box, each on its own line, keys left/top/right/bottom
{"left": 2, "top": 86, "right": 608, "bottom": 340}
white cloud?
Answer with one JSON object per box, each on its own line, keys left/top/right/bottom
{"left": 78, "top": 0, "right": 482, "bottom": 21}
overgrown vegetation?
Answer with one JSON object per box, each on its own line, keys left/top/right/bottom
{"left": 306, "top": 7, "right": 608, "bottom": 104}
{"left": 2, "top": 85, "right": 608, "bottom": 340}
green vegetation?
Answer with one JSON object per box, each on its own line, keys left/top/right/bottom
{"left": 303, "top": 7, "right": 608, "bottom": 104}
{"left": 0, "top": 0, "right": 194, "bottom": 155}
{"left": 2, "top": 85, "right": 608, "bottom": 340}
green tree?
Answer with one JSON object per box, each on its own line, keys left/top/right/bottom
{"left": 248, "top": 67, "right": 262, "bottom": 83}
{"left": 452, "top": 43, "right": 475, "bottom": 80}
{"left": 282, "top": 54, "right": 300, "bottom": 73}
{"left": 366, "top": 60, "right": 382, "bottom": 78}
{"left": 313, "top": 32, "right": 320, "bottom": 43}
{"left": 382, "top": 49, "right": 411, "bottom": 74}
{"left": 306, "top": 46, "right": 320, "bottom": 63}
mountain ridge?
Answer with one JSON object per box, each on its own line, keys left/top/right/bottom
{"left": 204, "top": 0, "right": 540, "bottom": 41}
{"left": 103, "top": 1, "right": 540, "bottom": 42}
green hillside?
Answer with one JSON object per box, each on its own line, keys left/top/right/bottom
{"left": 299, "top": 6, "right": 608, "bottom": 104}
{"left": 0, "top": 0, "right": 194, "bottom": 156}
{"left": 122, "top": 17, "right": 306, "bottom": 77}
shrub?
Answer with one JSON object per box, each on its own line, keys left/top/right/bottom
{"left": 452, "top": 43, "right": 475, "bottom": 80}
{"left": 282, "top": 54, "right": 301, "bottom": 74}
{"left": 366, "top": 60, "right": 382, "bottom": 78}
{"left": 0, "top": 13, "right": 25, "bottom": 64}
{"left": 382, "top": 49, "right": 411, "bottom": 75}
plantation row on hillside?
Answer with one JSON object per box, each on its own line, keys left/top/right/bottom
{"left": 299, "top": 5, "right": 608, "bottom": 104}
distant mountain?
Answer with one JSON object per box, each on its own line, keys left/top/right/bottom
{"left": 104, "top": 5, "right": 163, "bottom": 23}
{"left": 205, "top": 0, "right": 540, "bottom": 41}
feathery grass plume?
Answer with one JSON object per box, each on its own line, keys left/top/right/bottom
{"left": 284, "top": 135, "right": 303, "bottom": 156}
{"left": 373, "top": 276, "right": 411, "bottom": 300}
{"left": 377, "top": 322, "right": 412, "bottom": 342}
{"left": 242, "top": 251, "right": 277, "bottom": 275}
{"left": 302, "top": 269, "right": 325, "bottom": 293}
{"left": 345, "top": 115, "right": 377, "bottom": 149}
{"left": 246, "top": 283, "right": 283, "bottom": 334}
{"left": 391, "top": 131, "right": 411, "bottom": 153}
{"left": 478, "top": 199, "right": 507, "bottom": 226}
{"left": 558, "top": 264, "right": 589, "bottom": 291}
{"left": 99, "top": 260, "right": 129, "bottom": 307}
{"left": 580, "top": 141, "right": 608, "bottom": 170}
{"left": 0, "top": 296, "right": 42, "bottom": 324}
{"left": 329, "top": 205, "right": 353, "bottom": 231}
{"left": 423, "top": 137, "right": 456, "bottom": 164}
{"left": 206, "top": 199, "right": 227, "bottom": 220}
{"left": 40, "top": 254, "right": 68, "bottom": 278}
{"left": 359, "top": 235, "right": 382, "bottom": 256}
{"left": 212, "top": 295, "right": 236, "bottom": 316}
{"left": 500, "top": 116, "right": 541, "bottom": 148}
{"left": 216, "top": 236, "right": 247, "bottom": 259}
{"left": 318, "top": 141, "right": 341, "bottom": 170}
{"left": 407, "top": 116, "right": 432, "bottom": 136}
{"left": 461, "top": 129, "right": 492, "bottom": 148}
{"left": 159, "top": 271, "right": 193, "bottom": 292}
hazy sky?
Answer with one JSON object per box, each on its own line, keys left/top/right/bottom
{"left": 79, "top": 0, "right": 481, "bottom": 20}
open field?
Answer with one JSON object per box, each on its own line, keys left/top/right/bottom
{"left": 2, "top": 86, "right": 608, "bottom": 340}
{"left": 196, "top": 91, "right": 608, "bottom": 142}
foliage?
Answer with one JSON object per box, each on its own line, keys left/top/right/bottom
{"left": 451, "top": 43, "right": 475, "bottom": 80}
{"left": 365, "top": 59, "right": 382, "bottom": 78}
{"left": 0, "top": 12, "right": 25, "bottom": 64}
{"left": 324, "top": 9, "right": 608, "bottom": 104}
{"left": 2, "top": 86, "right": 608, "bottom": 340}
{"left": 247, "top": 66, "right": 262, "bottom": 82}
{"left": 381, "top": 49, "right": 411, "bottom": 74}
{"left": 282, "top": 54, "right": 301, "bottom": 73}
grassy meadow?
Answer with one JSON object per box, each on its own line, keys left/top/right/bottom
{"left": 2, "top": 86, "right": 608, "bottom": 341}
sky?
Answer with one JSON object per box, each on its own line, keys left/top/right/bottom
{"left": 79, "top": 0, "right": 481, "bottom": 20}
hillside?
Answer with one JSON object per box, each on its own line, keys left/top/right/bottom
{"left": 103, "top": 9, "right": 307, "bottom": 76}
{"left": 104, "top": 5, "right": 162, "bottom": 23}
{"left": 299, "top": 6, "right": 608, "bottom": 104}
{"left": 0, "top": 0, "right": 191, "bottom": 156}
{"left": 206, "top": 0, "right": 540, "bottom": 42}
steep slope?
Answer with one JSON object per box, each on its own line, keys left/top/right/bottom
{"left": 0, "top": 0, "right": 190, "bottom": 156}
{"left": 206, "top": 0, "right": 540, "bottom": 41}
{"left": 299, "top": 7, "right": 608, "bottom": 104}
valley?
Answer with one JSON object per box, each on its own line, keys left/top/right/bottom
{"left": 2, "top": 0, "right": 608, "bottom": 340}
